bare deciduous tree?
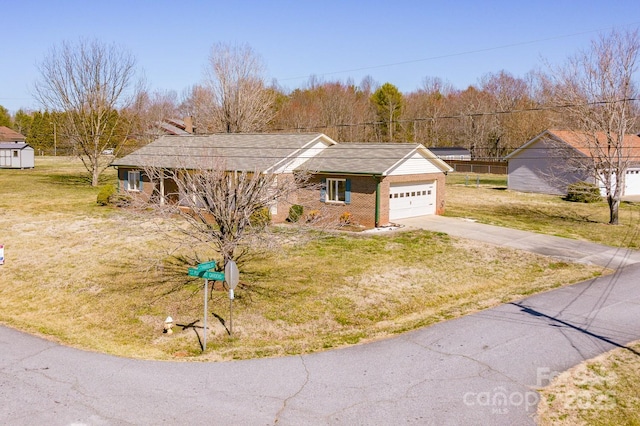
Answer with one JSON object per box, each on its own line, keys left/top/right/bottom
{"left": 143, "top": 162, "right": 312, "bottom": 266}
{"left": 129, "top": 90, "right": 179, "bottom": 148}
{"left": 205, "top": 42, "right": 275, "bottom": 133}
{"left": 179, "top": 84, "right": 217, "bottom": 134}
{"left": 549, "top": 29, "right": 640, "bottom": 224}
{"left": 404, "top": 76, "right": 454, "bottom": 146}
{"left": 34, "top": 39, "right": 144, "bottom": 186}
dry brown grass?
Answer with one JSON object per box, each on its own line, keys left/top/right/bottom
{"left": 445, "top": 174, "right": 640, "bottom": 248}
{"left": 537, "top": 341, "right": 640, "bottom": 425}
{"left": 0, "top": 158, "right": 607, "bottom": 360}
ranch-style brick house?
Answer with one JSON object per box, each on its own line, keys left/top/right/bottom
{"left": 111, "top": 133, "right": 453, "bottom": 228}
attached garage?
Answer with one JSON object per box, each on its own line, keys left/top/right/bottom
{"left": 389, "top": 181, "right": 436, "bottom": 220}
{"left": 626, "top": 169, "right": 640, "bottom": 195}
{"left": 300, "top": 143, "right": 453, "bottom": 227}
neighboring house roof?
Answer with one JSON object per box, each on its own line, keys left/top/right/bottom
{"left": 297, "top": 143, "right": 453, "bottom": 175}
{"left": 427, "top": 147, "right": 471, "bottom": 157}
{"left": 0, "top": 126, "right": 26, "bottom": 142}
{"left": 111, "top": 133, "right": 336, "bottom": 172}
{"left": 0, "top": 142, "right": 31, "bottom": 150}
{"left": 506, "top": 129, "right": 640, "bottom": 165}
{"left": 157, "top": 121, "right": 190, "bottom": 136}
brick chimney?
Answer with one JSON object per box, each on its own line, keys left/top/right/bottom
{"left": 184, "top": 116, "right": 195, "bottom": 134}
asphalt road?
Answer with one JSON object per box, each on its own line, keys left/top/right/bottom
{"left": 2, "top": 217, "right": 640, "bottom": 425}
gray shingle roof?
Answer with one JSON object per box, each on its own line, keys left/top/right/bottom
{"left": 0, "top": 142, "right": 30, "bottom": 150}
{"left": 111, "top": 133, "right": 329, "bottom": 171}
{"left": 428, "top": 147, "right": 471, "bottom": 156}
{"left": 297, "top": 143, "right": 426, "bottom": 174}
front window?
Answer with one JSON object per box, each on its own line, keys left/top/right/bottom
{"left": 326, "top": 178, "right": 346, "bottom": 202}
{"left": 127, "top": 171, "right": 141, "bottom": 191}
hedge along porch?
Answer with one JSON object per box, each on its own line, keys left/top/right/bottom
{"left": 297, "top": 143, "right": 453, "bottom": 228}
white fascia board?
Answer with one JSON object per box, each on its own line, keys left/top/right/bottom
{"left": 384, "top": 145, "right": 453, "bottom": 175}
{"left": 419, "top": 145, "right": 455, "bottom": 172}
{"left": 268, "top": 134, "right": 336, "bottom": 174}
{"left": 505, "top": 130, "right": 555, "bottom": 160}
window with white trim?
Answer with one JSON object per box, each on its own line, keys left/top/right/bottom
{"left": 127, "top": 170, "right": 141, "bottom": 191}
{"left": 326, "top": 178, "right": 346, "bottom": 202}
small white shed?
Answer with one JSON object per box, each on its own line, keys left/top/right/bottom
{"left": 0, "top": 142, "right": 34, "bottom": 169}
{"left": 0, "top": 126, "right": 33, "bottom": 169}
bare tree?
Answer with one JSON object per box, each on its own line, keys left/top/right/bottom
{"left": 404, "top": 76, "right": 454, "bottom": 146}
{"left": 130, "top": 90, "right": 179, "bottom": 147}
{"left": 179, "top": 84, "right": 217, "bottom": 134}
{"left": 273, "top": 78, "right": 374, "bottom": 141}
{"left": 479, "top": 71, "right": 547, "bottom": 157}
{"left": 205, "top": 43, "right": 275, "bottom": 133}
{"left": 143, "top": 162, "right": 312, "bottom": 266}
{"left": 549, "top": 29, "right": 640, "bottom": 224}
{"left": 34, "top": 39, "right": 144, "bottom": 186}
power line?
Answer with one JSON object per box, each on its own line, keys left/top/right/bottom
{"left": 263, "top": 98, "right": 640, "bottom": 133}
{"left": 278, "top": 22, "right": 640, "bottom": 83}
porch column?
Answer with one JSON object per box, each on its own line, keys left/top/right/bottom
{"left": 374, "top": 175, "right": 381, "bottom": 227}
{"left": 160, "top": 171, "right": 165, "bottom": 205}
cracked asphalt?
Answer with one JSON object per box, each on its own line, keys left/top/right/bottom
{"left": 2, "top": 216, "right": 640, "bottom": 425}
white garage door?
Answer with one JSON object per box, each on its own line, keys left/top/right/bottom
{"left": 389, "top": 181, "right": 436, "bottom": 220}
{"left": 626, "top": 169, "right": 640, "bottom": 196}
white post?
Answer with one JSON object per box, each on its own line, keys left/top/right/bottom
{"left": 203, "top": 279, "right": 208, "bottom": 352}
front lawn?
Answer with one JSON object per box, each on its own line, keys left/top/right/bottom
{"left": 445, "top": 173, "right": 640, "bottom": 248}
{"left": 0, "top": 159, "right": 609, "bottom": 360}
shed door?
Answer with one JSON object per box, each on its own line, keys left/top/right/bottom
{"left": 626, "top": 169, "right": 640, "bottom": 196}
{"left": 389, "top": 181, "right": 436, "bottom": 220}
{"left": 0, "top": 150, "right": 9, "bottom": 167}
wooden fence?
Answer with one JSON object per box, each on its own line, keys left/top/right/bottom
{"left": 446, "top": 160, "right": 508, "bottom": 175}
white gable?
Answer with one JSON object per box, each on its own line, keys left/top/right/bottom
{"left": 274, "top": 140, "right": 333, "bottom": 174}
{"left": 385, "top": 152, "right": 442, "bottom": 176}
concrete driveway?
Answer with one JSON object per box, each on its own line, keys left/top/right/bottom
{"left": 2, "top": 218, "right": 640, "bottom": 425}
{"left": 395, "top": 215, "right": 640, "bottom": 269}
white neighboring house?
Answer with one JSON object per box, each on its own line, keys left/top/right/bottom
{"left": 506, "top": 129, "right": 640, "bottom": 197}
{"left": 0, "top": 126, "right": 34, "bottom": 169}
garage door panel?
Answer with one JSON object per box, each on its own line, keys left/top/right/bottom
{"left": 389, "top": 181, "right": 436, "bottom": 220}
{"left": 626, "top": 169, "right": 640, "bottom": 196}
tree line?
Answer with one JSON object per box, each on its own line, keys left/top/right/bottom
{"left": 1, "top": 31, "right": 638, "bottom": 184}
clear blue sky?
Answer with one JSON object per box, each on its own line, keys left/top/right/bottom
{"left": 1, "top": 0, "right": 639, "bottom": 113}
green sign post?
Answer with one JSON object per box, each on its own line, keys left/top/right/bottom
{"left": 188, "top": 268, "right": 225, "bottom": 281}
{"left": 187, "top": 261, "right": 224, "bottom": 352}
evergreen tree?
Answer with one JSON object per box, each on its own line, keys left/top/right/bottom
{"left": 0, "top": 105, "right": 12, "bottom": 127}
{"left": 370, "top": 83, "right": 403, "bottom": 142}
{"left": 13, "top": 109, "right": 33, "bottom": 137}
{"left": 29, "top": 111, "right": 54, "bottom": 153}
